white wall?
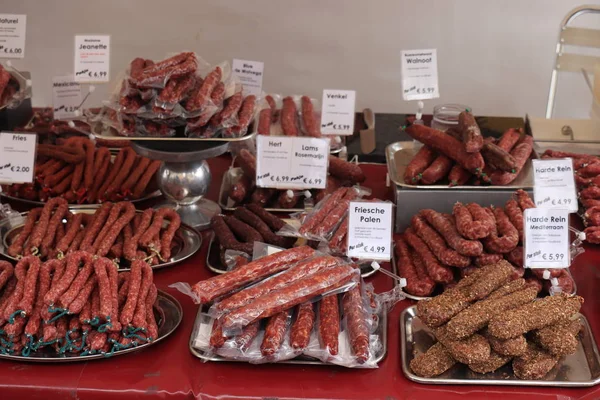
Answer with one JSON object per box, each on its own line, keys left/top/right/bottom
{"left": 3, "top": 0, "right": 600, "bottom": 118}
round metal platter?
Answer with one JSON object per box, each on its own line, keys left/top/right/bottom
{"left": 0, "top": 209, "right": 201, "bottom": 271}
{"left": 0, "top": 190, "right": 162, "bottom": 209}
{"left": 0, "top": 290, "right": 182, "bottom": 363}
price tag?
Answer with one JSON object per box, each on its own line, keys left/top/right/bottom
{"left": 524, "top": 208, "right": 570, "bottom": 269}
{"left": 52, "top": 76, "right": 82, "bottom": 120}
{"left": 0, "top": 132, "right": 37, "bottom": 184}
{"left": 0, "top": 14, "right": 26, "bottom": 58}
{"left": 74, "top": 35, "right": 110, "bottom": 83}
{"left": 320, "top": 89, "right": 356, "bottom": 136}
{"left": 532, "top": 158, "right": 578, "bottom": 212}
{"left": 232, "top": 59, "right": 264, "bottom": 97}
{"left": 347, "top": 201, "right": 393, "bottom": 261}
{"left": 255, "top": 135, "right": 329, "bottom": 190}
{"left": 401, "top": 49, "right": 439, "bottom": 101}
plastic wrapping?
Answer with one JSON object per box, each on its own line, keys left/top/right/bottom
{"left": 0, "top": 63, "right": 32, "bottom": 110}
{"left": 278, "top": 186, "right": 371, "bottom": 242}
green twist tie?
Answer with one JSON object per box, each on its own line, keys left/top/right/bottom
{"left": 8, "top": 310, "right": 25, "bottom": 324}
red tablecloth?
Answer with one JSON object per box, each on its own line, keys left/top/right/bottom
{"left": 0, "top": 156, "right": 598, "bottom": 400}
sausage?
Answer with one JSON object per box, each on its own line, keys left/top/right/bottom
{"left": 410, "top": 342, "right": 457, "bottom": 378}
{"left": 157, "top": 73, "right": 196, "bottom": 105}
{"left": 475, "top": 253, "right": 504, "bottom": 267}
{"left": 157, "top": 209, "right": 181, "bottom": 261}
{"left": 458, "top": 111, "right": 483, "bottom": 153}
{"left": 530, "top": 267, "right": 561, "bottom": 279}
{"left": 80, "top": 202, "right": 113, "bottom": 253}
{"left": 132, "top": 262, "right": 153, "bottom": 329}
{"left": 37, "top": 144, "right": 85, "bottom": 164}
{"left": 314, "top": 175, "right": 344, "bottom": 203}
{"left": 0, "top": 262, "right": 14, "bottom": 293}
{"left": 299, "top": 188, "right": 348, "bottom": 235}
{"left": 405, "top": 124, "right": 485, "bottom": 173}
{"left": 484, "top": 207, "right": 519, "bottom": 254}
{"left": 319, "top": 294, "right": 340, "bottom": 355}
{"left": 3, "top": 256, "right": 37, "bottom": 321}
{"left": 580, "top": 185, "right": 600, "bottom": 200}
{"left": 257, "top": 108, "right": 272, "bottom": 135}
{"left": 505, "top": 199, "right": 525, "bottom": 242}
{"left": 275, "top": 190, "right": 299, "bottom": 209}
{"left": 66, "top": 275, "right": 97, "bottom": 315}
{"left": 137, "top": 54, "right": 197, "bottom": 88}
{"left": 497, "top": 128, "right": 522, "bottom": 152}
{"left": 95, "top": 202, "right": 136, "bottom": 257}
{"left": 585, "top": 225, "right": 600, "bottom": 243}
{"left": 342, "top": 286, "right": 371, "bottom": 363}
{"left": 210, "top": 215, "right": 254, "bottom": 255}
{"left": 577, "top": 162, "right": 600, "bottom": 178}
{"left": 131, "top": 160, "right": 161, "bottom": 199}
{"left": 290, "top": 303, "right": 315, "bottom": 350}
{"left": 28, "top": 198, "right": 68, "bottom": 255}
{"left": 261, "top": 310, "right": 290, "bottom": 356}
{"left": 237, "top": 149, "right": 256, "bottom": 179}
{"left": 249, "top": 187, "right": 276, "bottom": 207}
{"left": 120, "top": 259, "right": 144, "bottom": 327}
{"left": 57, "top": 251, "right": 95, "bottom": 309}
{"left": 403, "top": 228, "right": 454, "bottom": 284}
{"left": 214, "top": 256, "right": 339, "bottom": 315}
{"left": 404, "top": 146, "right": 437, "bottom": 184}
{"left": 246, "top": 204, "right": 285, "bottom": 231}
{"left": 226, "top": 95, "right": 256, "bottom": 137}
{"left": 328, "top": 216, "right": 349, "bottom": 254}
{"left": 192, "top": 246, "right": 316, "bottom": 304}
{"left": 481, "top": 141, "right": 517, "bottom": 172}
{"left": 489, "top": 136, "right": 533, "bottom": 185}
{"left": 221, "top": 263, "right": 356, "bottom": 332}
{"left": 420, "top": 155, "right": 453, "bottom": 185}
{"left": 515, "top": 189, "right": 535, "bottom": 211}
{"left": 420, "top": 209, "right": 483, "bottom": 256}
{"left": 328, "top": 156, "right": 366, "bottom": 184}
{"left": 123, "top": 209, "right": 154, "bottom": 261}
{"left": 234, "top": 207, "right": 293, "bottom": 248}
{"left": 453, "top": 202, "right": 493, "bottom": 240}
{"left": 145, "top": 284, "right": 159, "bottom": 340}
{"left": 104, "top": 148, "right": 137, "bottom": 200}
{"left": 40, "top": 200, "right": 69, "bottom": 257}
{"left": 223, "top": 215, "right": 264, "bottom": 244}
{"left": 411, "top": 215, "right": 471, "bottom": 268}
{"left": 24, "top": 259, "right": 52, "bottom": 336}
{"left": 119, "top": 157, "right": 152, "bottom": 197}
{"left": 7, "top": 208, "right": 42, "bottom": 258}
{"left": 300, "top": 96, "right": 321, "bottom": 137}
{"left": 16, "top": 256, "right": 42, "bottom": 316}
{"left": 281, "top": 96, "right": 299, "bottom": 136}
{"left": 211, "top": 92, "right": 243, "bottom": 126}
{"left": 310, "top": 188, "right": 359, "bottom": 238}
{"left": 229, "top": 174, "right": 253, "bottom": 203}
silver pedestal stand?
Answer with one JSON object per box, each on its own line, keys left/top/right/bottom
{"left": 131, "top": 140, "right": 230, "bottom": 231}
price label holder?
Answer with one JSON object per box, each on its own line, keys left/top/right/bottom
{"left": 0, "top": 132, "right": 37, "bottom": 184}
{"left": 532, "top": 158, "right": 578, "bottom": 212}
{"left": 52, "top": 76, "right": 83, "bottom": 120}
{"left": 347, "top": 201, "right": 393, "bottom": 261}
{"left": 232, "top": 59, "right": 264, "bottom": 97}
{"left": 74, "top": 35, "right": 110, "bottom": 83}
{"left": 0, "top": 14, "right": 26, "bottom": 58}
{"left": 320, "top": 89, "right": 356, "bottom": 136}
{"left": 523, "top": 208, "right": 570, "bottom": 269}
{"left": 255, "top": 135, "right": 329, "bottom": 190}
{"left": 401, "top": 49, "right": 439, "bottom": 101}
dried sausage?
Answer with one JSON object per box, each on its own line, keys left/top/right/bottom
{"left": 234, "top": 207, "right": 292, "bottom": 248}
{"left": 281, "top": 96, "right": 298, "bottom": 136}
{"left": 120, "top": 259, "right": 144, "bottom": 327}
{"left": 420, "top": 155, "right": 453, "bottom": 184}
{"left": 505, "top": 199, "right": 524, "bottom": 242}
{"left": 497, "top": 128, "right": 522, "bottom": 152}
{"left": 412, "top": 214, "right": 471, "bottom": 268}
{"left": 57, "top": 251, "right": 94, "bottom": 309}
{"left": 249, "top": 187, "right": 276, "bottom": 207}
{"left": 210, "top": 215, "right": 254, "bottom": 255}
{"left": 261, "top": 310, "right": 290, "bottom": 356}
{"left": 300, "top": 96, "right": 321, "bottom": 137}
{"left": 394, "top": 236, "right": 435, "bottom": 297}
{"left": 192, "top": 246, "right": 316, "bottom": 304}
{"left": 484, "top": 207, "right": 519, "bottom": 254}
{"left": 7, "top": 208, "right": 42, "bottom": 257}
{"left": 290, "top": 303, "right": 315, "bottom": 350}
{"left": 404, "top": 146, "right": 436, "bottom": 184}
{"left": 453, "top": 202, "right": 492, "bottom": 240}
{"left": 448, "top": 164, "right": 471, "bottom": 187}
{"left": 236, "top": 149, "right": 256, "bottom": 180}
{"left": 481, "top": 141, "right": 517, "bottom": 172}
{"left": 124, "top": 209, "right": 153, "bottom": 261}
{"left": 229, "top": 174, "right": 253, "bottom": 203}
{"left": 403, "top": 228, "right": 454, "bottom": 284}
{"left": 342, "top": 285, "right": 370, "bottom": 363}
{"left": 299, "top": 188, "right": 348, "bottom": 235}
{"left": 328, "top": 156, "right": 366, "bottom": 184}
{"left": 319, "top": 294, "right": 340, "bottom": 355}
{"left": 246, "top": 204, "right": 285, "bottom": 231}
{"left": 420, "top": 209, "right": 483, "bottom": 256}
{"left": 458, "top": 111, "right": 483, "bottom": 153}
{"left": 489, "top": 136, "right": 533, "bottom": 185}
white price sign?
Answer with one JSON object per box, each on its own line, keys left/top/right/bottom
{"left": 52, "top": 76, "right": 82, "bottom": 120}
{"left": 524, "top": 208, "right": 570, "bottom": 269}
{"left": 347, "top": 201, "right": 393, "bottom": 261}
{"left": 74, "top": 35, "right": 110, "bottom": 83}
{"left": 255, "top": 135, "right": 329, "bottom": 190}
{"left": 0, "top": 14, "right": 26, "bottom": 58}
{"left": 232, "top": 59, "right": 264, "bottom": 97}
{"left": 0, "top": 132, "right": 36, "bottom": 184}
{"left": 532, "top": 158, "right": 578, "bottom": 212}
{"left": 401, "top": 49, "right": 439, "bottom": 101}
{"left": 320, "top": 89, "right": 356, "bottom": 136}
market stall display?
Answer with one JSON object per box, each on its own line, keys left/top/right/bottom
{"left": 402, "top": 262, "right": 593, "bottom": 384}
{"left": 0, "top": 200, "right": 200, "bottom": 270}
{"left": 0, "top": 254, "right": 181, "bottom": 359}
{"left": 0, "top": 137, "right": 161, "bottom": 205}
{"left": 394, "top": 189, "right": 577, "bottom": 298}
{"left": 220, "top": 149, "right": 366, "bottom": 211}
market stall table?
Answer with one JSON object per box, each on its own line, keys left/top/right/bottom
{"left": 0, "top": 156, "right": 598, "bottom": 400}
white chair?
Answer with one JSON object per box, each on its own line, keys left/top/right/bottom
{"left": 546, "top": 5, "right": 600, "bottom": 118}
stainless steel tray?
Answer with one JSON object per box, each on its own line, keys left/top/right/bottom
{"left": 386, "top": 141, "right": 534, "bottom": 190}
{"left": 400, "top": 305, "right": 600, "bottom": 387}
{"left": 0, "top": 190, "right": 162, "bottom": 209}
{"left": 0, "top": 290, "right": 182, "bottom": 363}
{"left": 0, "top": 209, "right": 201, "bottom": 271}
{"left": 189, "top": 300, "right": 387, "bottom": 366}
{"left": 218, "top": 167, "right": 309, "bottom": 212}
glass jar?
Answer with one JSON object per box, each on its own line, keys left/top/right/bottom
{"left": 431, "top": 104, "right": 470, "bottom": 131}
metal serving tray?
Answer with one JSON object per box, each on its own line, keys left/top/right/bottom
{"left": 401, "top": 305, "right": 600, "bottom": 387}
{"left": 0, "top": 290, "right": 182, "bottom": 363}
{"left": 189, "top": 301, "right": 387, "bottom": 366}
{"left": 0, "top": 209, "right": 201, "bottom": 271}
{"left": 0, "top": 190, "right": 162, "bottom": 209}
{"left": 386, "top": 141, "right": 534, "bottom": 190}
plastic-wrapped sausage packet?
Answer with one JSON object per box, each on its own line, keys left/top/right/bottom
{"left": 182, "top": 61, "right": 236, "bottom": 120}
{"left": 278, "top": 186, "right": 371, "bottom": 242}
{"left": 128, "top": 52, "right": 207, "bottom": 90}
{"left": 222, "top": 249, "right": 252, "bottom": 272}
{"left": 0, "top": 64, "right": 32, "bottom": 110}
{"left": 219, "top": 264, "right": 361, "bottom": 337}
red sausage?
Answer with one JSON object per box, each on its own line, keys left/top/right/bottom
{"left": 404, "top": 146, "right": 437, "bottom": 184}
{"left": 318, "top": 295, "right": 340, "bottom": 355}
{"left": 403, "top": 228, "right": 454, "bottom": 284}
